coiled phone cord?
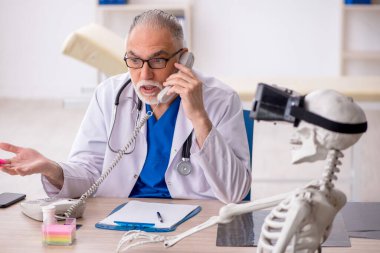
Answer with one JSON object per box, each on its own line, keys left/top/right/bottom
{"left": 60, "top": 111, "right": 154, "bottom": 219}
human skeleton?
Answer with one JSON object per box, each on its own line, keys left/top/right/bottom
{"left": 116, "top": 89, "right": 367, "bottom": 253}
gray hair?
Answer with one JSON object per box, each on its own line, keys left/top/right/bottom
{"left": 129, "top": 9, "right": 184, "bottom": 47}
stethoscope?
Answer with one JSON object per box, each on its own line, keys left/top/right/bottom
{"left": 107, "top": 78, "right": 193, "bottom": 176}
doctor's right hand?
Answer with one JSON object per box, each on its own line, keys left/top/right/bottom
{"left": 0, "top": 142, "right": 64, "bottom": 189}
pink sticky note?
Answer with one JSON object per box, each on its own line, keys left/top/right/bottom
{"left": 42, "top": 223, "right": 76, "bottom": 245}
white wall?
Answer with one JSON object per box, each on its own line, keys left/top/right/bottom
{"left": 0, "top": 0, "right": 97, "bottom": 99}
{"left": 193, "top": 0, "right": 341, "bottom": 78}
{"left": 0, "top": 0, "right": 341, "bottom": 99}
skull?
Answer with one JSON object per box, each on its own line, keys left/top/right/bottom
{"left": 291, "top": 89, "right": 366, "bottom": 164}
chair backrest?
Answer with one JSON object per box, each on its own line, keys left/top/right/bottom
{"left": 243, "top": 109, "right": 254, "bottom": 201}
{"left": 243, "top": 110, "right": 254, "bottom": 165}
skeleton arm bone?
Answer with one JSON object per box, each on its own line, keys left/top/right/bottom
{"left": 164, "top": 191, "right": 290, "bottom": 247}
{"left": 216, "top": 178, "right": 320, "bottom": 221}
{"left": 118, "top": 182, "right": 319, "bottom": 252}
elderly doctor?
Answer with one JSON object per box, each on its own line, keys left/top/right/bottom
{"left": 0, "top": 10, "right": 251, "bottom": 204}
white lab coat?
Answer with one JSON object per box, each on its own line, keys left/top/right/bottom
{"left": 42, "top": 70, "right": 251, "bottom": 203}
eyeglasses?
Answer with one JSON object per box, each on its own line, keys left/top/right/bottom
{"left": 124, "top": 49, "right": 183, "bottom": 69}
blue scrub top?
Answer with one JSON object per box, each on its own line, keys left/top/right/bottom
{"left": 129, "top": 96, "right": 181, "bottom": 198}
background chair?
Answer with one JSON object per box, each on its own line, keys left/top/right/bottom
{"left": 243, "top": 109, "right": 254, "bottom": 201}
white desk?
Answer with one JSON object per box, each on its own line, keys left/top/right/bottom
{"left": 1, "top": 198, "right": 380, "bottom": 252}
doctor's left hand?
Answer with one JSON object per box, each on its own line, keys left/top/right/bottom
{"left": 163, "top": 63, "right": 212, "bottom": 147}
{"left": 0, "top": 142, "right": 63, "bottom": 188}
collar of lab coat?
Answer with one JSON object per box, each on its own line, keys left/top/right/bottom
{"left": 120, "top": 73, "right": 194, "bottom": 164}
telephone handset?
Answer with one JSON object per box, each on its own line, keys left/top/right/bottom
{"left": 157, "top": 51, "right": 195, "bottom": 104}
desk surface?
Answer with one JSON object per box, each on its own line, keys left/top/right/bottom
{"left": 1, "top": 198, "right": 379, "bottom": 253}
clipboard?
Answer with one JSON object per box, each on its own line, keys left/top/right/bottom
{"left": 95, "top": 200, "right": 201, "bottom": 232}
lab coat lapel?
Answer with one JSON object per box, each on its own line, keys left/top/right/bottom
{"left": 169, "top": 102, "right": 193, "bottom": 164}
{"left": 119, "top": 79, "right": 148, "bottom": 137}
{"left": 114, "top": 80, "right": 148, "bottom": 162}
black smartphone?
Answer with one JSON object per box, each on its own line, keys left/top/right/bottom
{"left": 0, "top": 192, "right": 26, "bottom": 208}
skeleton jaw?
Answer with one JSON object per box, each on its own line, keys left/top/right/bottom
{"left": 290, "top": 125, "right": 329, "bottom": 164}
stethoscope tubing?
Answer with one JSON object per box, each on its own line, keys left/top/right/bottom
{"left": 107, "top": 78, "right": 193, "bottom": 175}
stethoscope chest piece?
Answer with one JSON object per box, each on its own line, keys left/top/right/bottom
{"left": 176, "top": 132, "right": 193, "bottom": 176}
{"left": 177, "top": 158, "right": 192, "bottom": 176}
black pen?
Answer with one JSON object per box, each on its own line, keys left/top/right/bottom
{"left": 156, "top": 211, "right": 164, "bottom": 223}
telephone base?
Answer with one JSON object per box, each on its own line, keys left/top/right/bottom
{"left": 20, "top": 198, "right": 86, "bottom": 221}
